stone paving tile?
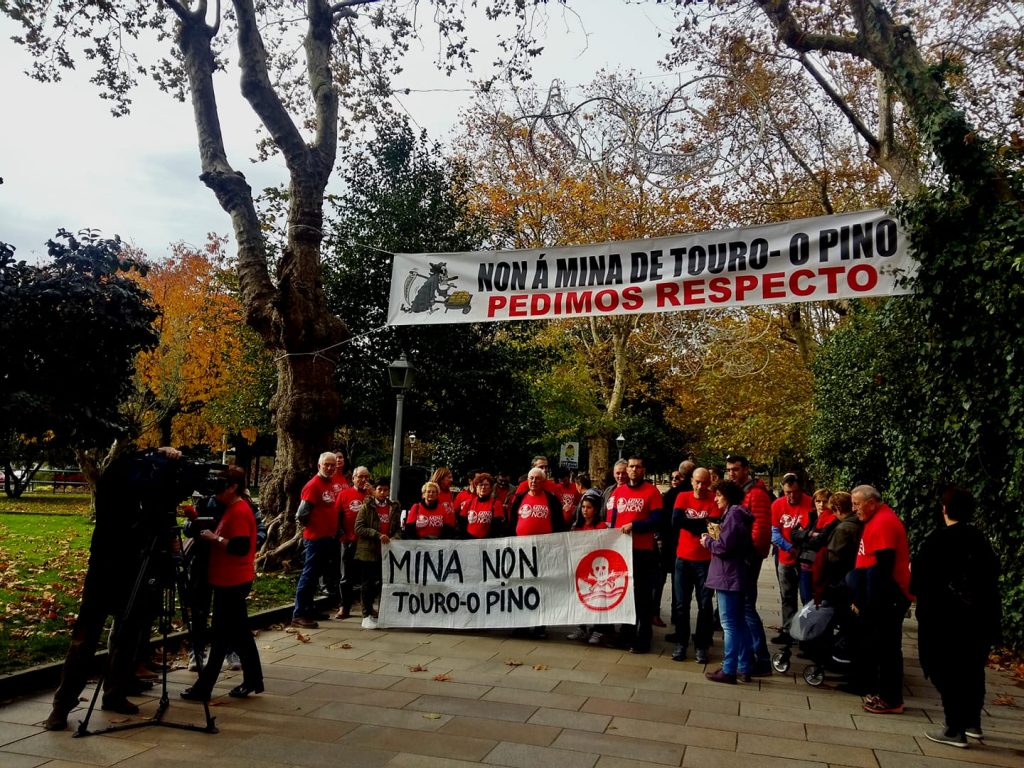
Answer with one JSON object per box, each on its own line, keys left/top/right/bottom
{"left": 593, "top": 758, "right": 682, "bottom": 768}
{"left": 804, "top": 722, "right": 921, "bottom": 754}
{"left": 685, "top": 681, "right": 811, "bottom": 708}
{"left": 371, "top": 662, "right": 462, "bottom": 679}
{"left": 552, "top": 680, "right": 634, "bottom": 702}
{"left": 627, "top": 689, "right": 738, "bottom": 716}
{"left": 506, "top": 664, "right": 606, "bottom": 685}
{"left": 601, "top": 674, "right": 686, "bottom": 694}
{"left": 297, "top": 683, "right": 420, "bottom": 708}
{"left": 736, "top": 731, "right": 877, "bottom": 767}
{"left": 582, "top": 697, "right": 690, "bottom": 726}
{"left": 360, "top": 650, "right": 444, "bottom": 667}
{"left": 340, "top": 723, "right": 496, "bottom": 762}
{"left": 682, "top": 745, "right": 825, "bottom": 768}
{"left": 385, "top": 754, "right": 511, "bottom": 768}
{"left": 574, "top": 660, "right": 650, "bottom": 679}
{"left": 607, "top": 717, "right": 735, "bottom": 750}
{"left": 684, "top": 710, "right": 805, "bottom": 740}
{"left": 483, "top": 685, "right": 584, "bottom": 711}
{"left": 272, "top": 654, "right": 386, "bottom": 673}
{"left": 528, "top": 706, "right": 610, "bottom": 732}
{"left": 406, "top": 694, "right": 537, "bottom": 723}
{"left": 482, "top": 740, "right": 599, "bottom": 768}
{"left": 0, "top": 754, "right": 49, "bottom": 768}
{"left": 874, "top": 749, "right": 1010, "bottom": 768}
{"left": 0, "top": 721, "right": 39, "bottom": 747}
{"left": 228, "top": 731, "right": 394, "bottom": 767}
{"left": 0, "top": 698, "right": 56, "bottom": 727}
{"left": 913, "top": 736, "right": 1024, "bottom": 767}
{"left": 391, "top": 676, "right": 492, "bottom": 700}
{"left": 551, "top": 728, "right": 684, "bottom": 766}
{"left": 305, "top": 668, "right": 405, "bottom": 689}
{"left": 739, "top": 701, "right": 854, "bottom": 727}
{"left": 438, "top": 715, "right": 561, "bottom": 747}
{"left": 850, "top": 713, "right": 946, "bottom": 736}
{"left": 455, "top": 669, "right": 560, "bottom": 693}
{"left": 2, "top": 731, "right": 154, "bottom": 766}
{"left": 313, "top": 700, "right": 453, "bottom": 731}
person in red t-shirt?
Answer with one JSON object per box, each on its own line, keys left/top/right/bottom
{"left": 770, "top": 473, "right": 814, "bottom": 643}
{"left": 553, "top": 466, "right": 582, "bottom": 525}
{"left": 608, "top": 456, "right": 663, "bottom": 654}
{"left": 513, "top": 455, "right": 563, "bottom": 497}
{"left": 404, "top": 482, "right": 459, "bottom": 539}
{"left": 431, "top": 467, "right": 458, "bottom": 520}
{"left": 354, "top": 478, "right": 401, "bottom": 626}
{"left": 670, "top": 467, "right": 719, "bottom": 663}
{"left": 292, "top": 452, "right": 348, "bottom": 629}
{"left": 850, "top": 484, "right": 912, "bottom": 715}
{"left": 459, "top": 472, "right": 506, "bottom": 539}
{"left": 182, "top": 466, "right": 263, "bottom": 702}
{"left": 454, "top": 469, "right": 479, "bottom": 517}
{"left": 334, "top": 466, "right": 371, "bottom": 619}
{"left": 508, "top": 467, "right": 565, "bottom": 640}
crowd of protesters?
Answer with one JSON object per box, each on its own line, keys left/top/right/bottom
{"left": 43, "top": 444, "right": 1001, "bottom": 753}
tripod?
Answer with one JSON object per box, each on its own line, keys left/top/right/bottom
{"left": 74, "top": 528, "right": 218, "bottom": 736}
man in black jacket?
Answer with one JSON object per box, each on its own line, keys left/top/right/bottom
{"left": 912, "top": 486, "right": 1001, "bottom": 749}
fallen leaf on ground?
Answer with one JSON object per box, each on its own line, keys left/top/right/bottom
{"left": 993, "top": 694, "right": 1016, "bottom": 706}
{"left": 504, "top": 659, "right": 522, "bottom": 667}
{"left": 432, "top": 673, "right": 451, "bottom": 682}
{"left": 295, "top": 632, "right": 310, "bottom": 643}
{"left": 338, "top": 642, "right": 352, "bottom": 649}
{"left": 532, "top": 664, "right": 548, "bottom": 671}
{"left": 270, "top": 623, "right": 287, "bottom": 630}
{"left": 409, "top": 664, "right": 428, "bottom": 672}
{"left": 422, "top": 712, "right": 442, "bottom": 719}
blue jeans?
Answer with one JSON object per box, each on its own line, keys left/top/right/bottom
{"left": 717, "top": 589, "right": 752, "bottom": 676}
{"left": 672, "top": 558, "right": 713, "bottom": 651}
{"left": 293, "top": 537, "right": 335, "bottom": 619}
{"left": 743, "top": 557, "right": 769, "bottom": 666}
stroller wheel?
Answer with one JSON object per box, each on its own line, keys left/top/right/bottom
{"left": 803, "top": 665, "right": 825, "bottom": 687}
{"left": 771, "top": 651, "right": 790, "bottom": 673}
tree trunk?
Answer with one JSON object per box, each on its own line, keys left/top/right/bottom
{"left": 588, "top": 435, "right": 610, "bottom": 487}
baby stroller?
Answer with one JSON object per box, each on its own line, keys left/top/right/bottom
{"left": 771, "top": 600, "right": 855, "bottom": 686}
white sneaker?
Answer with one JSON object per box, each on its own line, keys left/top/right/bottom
{"left": 566, "top": 627, "right": 590, "bottom": 642}
{"left": 361, "top": 616, "right": 378, "bottom": 630}
{"left": 224, "top": 651, "right": 242, "bottom": 671}
{"left": 187, "top": 650, "right": 206, "bottom": 671}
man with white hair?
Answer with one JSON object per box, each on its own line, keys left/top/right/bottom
{"left": 291, "top": 452, "right": 347, "bottom": 629}
{"left": 850, "top": 484, "right": 912, "bottom": 715}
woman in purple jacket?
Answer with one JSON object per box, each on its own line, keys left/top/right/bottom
{"left": 701, "top": 479, "right": 755, "bottom": 684}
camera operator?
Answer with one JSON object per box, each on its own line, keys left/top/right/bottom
{"left": 44, "top": 447, "right": 186, "bottom": 732}
{"left": 182, "top": 482, "right": 266, "bottom": 671}
{"left": 181, "top": 465, "right": 264, "bottom": 701}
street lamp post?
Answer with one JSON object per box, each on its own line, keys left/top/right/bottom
{"left": 408, "top": 433, "right": 416, "bottom": 466}
{"left": 388, "top": 353, "right": 415, "bottom": 501}
{"left": 616, "top": 433, "right": 626, "bottom": 460}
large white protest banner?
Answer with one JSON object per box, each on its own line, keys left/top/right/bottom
{"left": 387, "top": 209, "right": 916, "bottom": 326}
{"left": 378, "top": 530, "right": 636, "bottom": 630}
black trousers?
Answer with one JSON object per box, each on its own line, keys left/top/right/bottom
{"left": 930, "top": 646, "right": 987, "bottom": 732}
{"left": 194, "top": 582, "right": 263, "bottom": 693}
{"left": 863, "top": 599, "right": 909, "bottom": 705}
{"left": 359, "top": 557, "right": 380, "bottom": 617}
{"left": 622, "top": 549, "right": 656, "bottom": 650}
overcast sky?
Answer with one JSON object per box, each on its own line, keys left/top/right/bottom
{"left": 1, "top": 4, "right": 679, "bottom": 261}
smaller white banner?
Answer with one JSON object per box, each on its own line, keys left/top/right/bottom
{"left": 560, "top": 442, "right": 580, "bottom": 469}
{"left": 378, "top": 530, "right": 636, "bottom": 630}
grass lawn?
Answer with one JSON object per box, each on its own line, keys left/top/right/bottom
{"left": 0, "top": 493, "right": 297, "bottom": 676}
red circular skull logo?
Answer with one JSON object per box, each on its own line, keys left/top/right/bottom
{"left": 575, "top": 549, "right": 629, "bottom": 611}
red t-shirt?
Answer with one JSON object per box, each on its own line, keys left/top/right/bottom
{"left": 514, "top": 477, "right": 562, "bottom": 496}
{"left": 407, "top": 502, "right": 455, "bottom": 539}
{"left": 462, "top": 495, "right": 504, "bottom": 539}
{"left": 337, "top": 486, "right": 369, "bottom": 543}
{"left": 374, "top": 500, "right": 391, "bottom": 537}
{"left": 608, "top": 481, "right": 662, "bottom": 551}
{"left": 300, "top": 474, "right": 347, "bottom": 540}
{"left": 575, "top": 521, "right": 608, "bottom": 531}
{"left": 673, "top": 491, "right": 718, "bottom": 561}
{"left": 454, "top": 489, "right": 475, "bottom": 515}
{"left": 437, "top": 490, "right": 456, "bottom": 520}
{"left": 772, "top": 494, "right": 814, "bottom": 565}
{"left": 856, "top": 504, "right": 912, "bottom": 600}
{"left": 554, "top": 481, "right": 582, "bottom": 524}
{"left": 515, "top": 491, "right": 557, "bottom": 536}
{"left": 208, "top": 498, "right": 256, "bottom": 587}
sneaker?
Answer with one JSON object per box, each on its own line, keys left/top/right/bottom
{"left": 925, "top": 727, "right": 967, "bottom": 748}
{"left": 291, "top": 616, "right": 319, "bottom": 629}
{"left": 187, "top": 651, "right": 200, "bottom": 672}
{"left": 695, "top": 649, "right": 709, "bottom": 665}
{"left": 651, "top": 616, "right": 666, "bottom": 627}
{"left": 964, "top": 726, "right": 983, "bottom": 740}
{"left": 671, "top": 644, "right": 687, "bottom": 662}
{"left": 224, "top": 651, "right": 242, "bottom": 671}
{"left": 771, "top": 632, "right": 793, "bottom": 645}
{"left": 566, "top": 627, "right": 591, "bottom": 642}
{"left": 863, "top": 697, "right": 905, "bottom": 715}
{"left": 587, "top": 631, "right": 604, "bottom": 645}
{"left": 361, "top": 616, "right": 378, "bottom": 630}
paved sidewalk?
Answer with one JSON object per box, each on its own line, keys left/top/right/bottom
{"left": 2, "top": 572, "right": 1022, "bottom": 768}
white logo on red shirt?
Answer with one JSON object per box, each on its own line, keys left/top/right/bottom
{"left": 518, "top": 503, "right": 550, "bottom": 520}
